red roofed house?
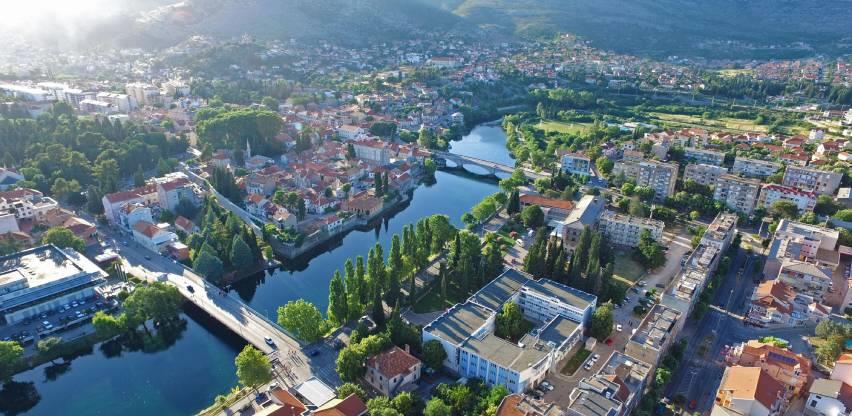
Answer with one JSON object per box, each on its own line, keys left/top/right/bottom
{"left": 714, "top": 366, "right": 788, "bottom": 415}
{"left": 174, "top": 216, "right": 198, "bottom": 234}
{"left": 365, "top": 346, "right": 422, "bottom": 397}
{"left": 312, "top": 393, "right": 367, "bottom": 416}
{"left": 519, "top": 193, "right": 575, "bottom": 221}
{"left": 132, "top": 220, "right": 178, "bottom": 253}
{"left": 726, "top": 339, "right": 812, "bottom": 397}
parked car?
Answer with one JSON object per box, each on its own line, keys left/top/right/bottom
{"left": 264, "top": 336, "right": 275, "bottom": 347}
{"left": 616, "top": 324, "right": 623, "bottom": 332}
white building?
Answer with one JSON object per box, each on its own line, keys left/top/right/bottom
{"left": 131, "top": 220, "right": 178, "bottom": 253}
{"left": 757, "top": 184, "right": 817, "bottom": 214}
{"left": 125, "top": 82, "right": 160, "bottom": 107}
{"left": 0, "top": 245, "right": 107, "bottom": 324}
{"left": 597, "top": 210, "right": 664, "bottom": 247}
{"left": 732, "top": 157, "right": 782, "bottom": 179}
{"left": 684, "top": 163, "right": 727, "bottom": 187}
{"left": 684, "top": 147, "right": 725, "bottom": 166}
{"left": 714, "top": 174, "right": 762, "bottom": 214}
{"left": 783, "top": 166, "right": 844, "bottom": 196}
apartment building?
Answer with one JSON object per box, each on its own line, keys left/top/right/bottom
{"left": 713, "top": 174, "right": 761, "bottom": 214}
{"left": 783, "top": 166, "right": 844, "bottom": 196}
{"left": 757, "top": 184, "right": 818, "bottom": 214}
{"left": 624, "top": 304, "right": 681, "bottom": 369}
{"left": 595, "top": 352, "right": 653, "bottom": 414}
{"left": 557, "top": 195, "right": 606, "bottom": 254}
{"left": 748, "top": 280, "right": 830, "bottom": 327}
{"left": 597, "top": 210, "right": 664, "bottom": 248}
{"left": 763, "top": 220, "right": 839, "bottom": 281}
{"left": 777, "top": 259, "right": 835, "bottom": 304}
{"left": 683, "top": 163, "right": 727, "bottom": 187}
{"left": 0, "top": 188, "right": 59, "bottom": 222}
{"left": 613, "top": 160, "right": 678, "bottom": 201}
{"left": 804, "top": 379, "right": 852, "bottom": 416}
{"left": 684, "top": 147, "right": 725, "bottom": 166}
{"left": 733, "top": 157, "right": 782, "bottom": 179}
{"left": 422, "top": 269, "right": 595, "bottom": 394}
{"left": 567, "top": 377, "right": 626, "bottom": 416}
{"left": 559, "top": 152, "right": 591, "bottom": 176}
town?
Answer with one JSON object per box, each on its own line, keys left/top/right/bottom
{"left": 1, "top": 6, "right": 852, "bottom": 416}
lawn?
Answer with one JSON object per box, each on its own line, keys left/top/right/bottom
{"left": 648, "top": 112, "right": 767, "bottom": 133}
{"left": 613, "top": 251, "right": 645, "bottom": 283}
{"left": 413, "top": 283, "right": 466, "bottom": 313}
{"left": 535, "top": 120, "right": 592, "bottom": 135}
{"left": 716, "top": 69, "right": 754, "bottom": 78}
{"left": 561, "top": 349, "right": 591, "bottom": 375}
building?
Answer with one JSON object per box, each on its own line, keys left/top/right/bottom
{"left": 312, "top": 393, "right": 368, "bottom": 416}
{"left": 613, "top": 160, "right": 678, "bottom": 201}
{"left": 804, "top": 379, "right": 852, "bottom": 416}
{"left": 557, "top": 195, "right": 606, "bottom": 253}
{"left": 733, "top": 157, "right": 782, "bottom": 179}
{"left": 597, "top": 210, "right": 664, "bottom": 248}
{"left": 624, "top": 304, "right": 681, "bottom": 369}
{"left": 0, "top": 168, "right": 24, "bottom": 190}
{"left": 559, "top": 152, "right": 591, "bottom": 176}
{"left": 131, "top": 220, "right": 179, "bottom": 253}
{"left": 684, "top": 147, "right": 725, "bottom": 165}
{"left": 0, "top": 245, "right": 107, "bottom": 324}
{"left": 747, "top": 280, "right": 830, "bottom": 326}
{"left": 118, "top": 202, "right": 154, "bottom": 231}
{"left": 95, "top": 92, "right": 133, "bottom": 112}
{"left": 365, "top": 346, "right": 422, "bottom": 397}
{"left": 783, "top": 166, "right": 844, "bottom": 196}
{"left": 566, "top": 376, "right": 626, "bottom": 416}
{"left": 124, "top": 82, "right": 159, "bottom": 107}
{"left": 725, "top": 340, "right": 812, "bottom": 397}
{"left": 495, "top": 394, "right": 563, "bottom": 416}
{"left": 757, "top": 184, "right": 817, "bottom": 214}
{"left": 832, "top": 354, "right": 852, "bottom": 386}
{"left": 684, "top": 163, "right": 727, "bottom": 187}
{"left": 713, "top": 174, "right": 761, "bottom": 214}
{"left": 353, "top": 139, "right": 391, "bottom": 165}
{"left": 519, "top": 194, "right": 574, "bottom": 222}
{"left": 155, "top": 173, "right": 202, "bottom": 212}
{"left": 422, "top": 269, "right": 594, "bottom": 393}
{"left": 102, "top": 184, "right": 158, "bottom": 224}
{"left": 595, "top": 351, "right": 653, "bottom": 414}
{"left": 763, "top": 220, "right": 839, "bottom": 281}
{"left": 337, "top": 125, "right": 365, "bottom": 141}
{"left": 777, "top": 259, "right": 835, "bottom": 304}
{"left": 0, "top": 188, "right": 59, "bottom": 222}
{"left": 713, "top": 366, "right": 788, "bottom": 416}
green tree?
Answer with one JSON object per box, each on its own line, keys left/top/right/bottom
{"left": 328, "top": 270, "right": 349, "bottom": 325}
{"left": 193, "top": 249, "right": 224, "bottom": 283}
{"left": 495, "top": 301, "right": 526, "bottom": 341}
{"left": 336, "top": 344, "right": 367, "bottom": 382}
{"left": 337, "top": 382, "right": 367, "bottom": 400}
{"left": 424, "top": 398, "right": 452, "bottom": 416}
{"left": 235, "top": 345, "right": 272, "bottom": 391}
{"left": 636, "top": 229, "right": 665, "bottom": 269}
{"left": 229, "top": 235, "right": 254, "bottom": 270}
{"left": 94, "top": 159, "right": 120, "bottom": 194}
{"left": 92, "top": 311, "right": 125, "bottom": 338}
{"left": 0, "top": 341, "right": 24, "bottom": 381}
{"left": 86, "top": 186, "right": 104, "bottom": 214}
{"left": 521, "top": 204, "right": 544, "bottom": 228}
{"left": 499, "top": 169, "right": 526, "bottom": 193}
{"left": 261, "top": 96, "right": 280, "bottom": 112}
{"left": 507, "top": 190, "right": 520, "bottom": 214}
{"left": 423, "top": 339, "right": 448, "bottom": 369}
{"left": 36, "top": 336, "right": 63, "bottom": 357}
{"left": 589, "top": 302, "right": 614, "bottom": 341}
{"left": 277, "top": 299, "right": 325, "bottom": 342}
{"left": 770, "top": 200, "right": 799, "bottom": 219}
{"left": 42, "top": 227, "right": 85, "bottom": 252}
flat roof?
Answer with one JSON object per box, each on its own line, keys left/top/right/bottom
{"left": 538, "top": 315, "right": 581, "bottom": 346}
{"left": 424, "top": 302, "right": 491, "bottom": 346}
{"left": 294, "top": 377, "right": 335, "bottom": 407}
{"left": 464, "top": 330, "right": 551, "bottom": 372}
{"left": 469, "top": 268, "right": 529, "bottom": 311}
{"left": 521, "top": 279, "right": 597, "bottom": 311}
{"left": 629, "top": 304, "right": 680, "bottom": 350}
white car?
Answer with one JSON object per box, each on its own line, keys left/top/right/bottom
{"left": 616, "top": 324, "right": 623, "bottom": 332}
{"left": 264, "top": 336, "right": 276, "bottom": 347}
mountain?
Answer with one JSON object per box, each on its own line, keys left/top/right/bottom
{"left": 432, "top": 0, "right": 852, "bottom": 58}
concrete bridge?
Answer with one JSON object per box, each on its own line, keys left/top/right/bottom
{"left": 428, "top": 150, "right": 550, "bottom": 180}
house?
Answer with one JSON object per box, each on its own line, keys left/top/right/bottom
{"left": 118, "top": 202, "right": 154, "bottom": 231}
{"left": 495, "top": 394, "right": 563, "bottom": 416}
{"left": 713, "top": 366, "right": 788, "bottom": 416}
{"left": 131, "top": 220, "right": 178, "bottom": 253}
{"left": 174, "top": 216, "right": 198, "bottom": 234}
{"left": 557, "top": 195, "right": 606, "bottom": 254}
{"left": 519, "top": 194, "right": 575, "bottom": 221}
{"left": 156, "top": 174, "right": 201, "bottom": 212}
{"left": 804, "top": 379, "right": 852, "bottom": 416}
{"left": 342, "top": 193, "right": 383, "bottom": 217}
{"left": 724, "top": 340, "right": 812, "bottom": 397}
{"left": 102, "top": 184, "right": 158, "bottom": 224}
{"left": 558, "top": 151, "right": 591, "bottom": 176}
{"left": 757, "top": 184, "right": 817, "bottom": 214}
{"left": 831, "top": 354, "right": 852, "bottom": 386}
{"left": 312, "top": 394, "right": 368, "bottom": 416}
{"left": 747, "top": 280, "right": 830, "bottom": 327}
{"left": 261, "top": 387, "right": 306, "bottom": 416}
{"left": 365, "top": 346, "right": 422, "bottom": 397}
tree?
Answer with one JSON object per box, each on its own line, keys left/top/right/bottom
{"left": 133, "top": 167, "right": 145, "bottom": 187}
{"left": 230, "top": 235, "right": 254, "bottom": 270}
{"left": 422, "top": 339, "right": 448, "bottom": 370}
{"left": 589, "top": 302, "right": 614, "bottom": 341}
{"left": 815, "top": 195, "right": 839, "bottom": 216}
{"left": 36, "top": 336, "right": 63, "bottom": 357}
{"left": 495, "top": 301, "right": 526, "bottom": 341}
{"left": 655, "top": 367, "right": 672, "bottom": 389}
{"left": 337, "top": 382, "right": 367, "bottom": 400}
{"left": 328, "top": 270, "right": 349, "bottom": 325}
{"left": 336, "top": 344, "right": 367, "bottom": 382}
{"left": 235, "top": 345, "right": 272, "bottom": 391}
{"left": 261, "top": 96, "right": 280, "bottom": 112}
{"left": 636, "top": 230, "right": 665, "bottom": 269}
{"left": 42, "top": 227, "right": 85, "bottom": 252}
{"left": 193, "top": 249, "right": 224, "bottom": 283}
{"left": 521, "top": 205, "right": 544, "bottom": 229}
{"left": 507, "top": 190, "right": 520, "bottom": 214}
{"left": 92, "top": 311, "right": 125, "bottom": 338}
{"left": 0, "top": 341, "right": 24, "bottom": 381}
{"left": 499, "top": 169, "right": 526, "bottom": 193}
{"left": 277, "top": 299, "right": 325, "bottom": 342}
{"left": 86, "top": 186, "right": 104, "bottom": 215}
{"left": 94, "top": 159, "right": 120, "bottom": 194}
{"left": 424, "top": 398, "right": 452, "bottom": 416}
{"left": 770, "top": 200, "right": 799, "bottom": 219}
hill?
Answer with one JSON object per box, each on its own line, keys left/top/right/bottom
{"left": 434, "top": 0, "right": 852, "bottom": 59}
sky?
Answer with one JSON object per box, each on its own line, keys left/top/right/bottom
{"left": 0, "top": 0, "right": 148, "bottom": 45}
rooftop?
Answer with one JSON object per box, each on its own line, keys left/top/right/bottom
{"left": 629, "top": 304, "right": 680, "bottom": 350}
{"left": 469, "top": 268, "right": 529, "bottom": 312}
{"left": 600, "top": 210, "right": 664, "bottom": 228}
{"left": 366, "top": 346, "right": 421, "bottom": 378}
{"left": 423, "top": 302, "right": 491, "bottom": 346}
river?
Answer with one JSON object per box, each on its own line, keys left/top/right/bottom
{"left": 7, "top": 124, "right": 509, "bottom": 416}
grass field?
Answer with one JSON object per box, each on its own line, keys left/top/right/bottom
{"left": 413, "top": 283, "right": 466, "bottom": 313}
{"left": 561, "top": 349, "right": 591, "bottom": 375}
{"left": 613, "top": 251, "right": 645, "bottom": 283}
{"left": 535, "top": 120, "right": 593, "bottom": 135}
{"left": 716, "top": 69, "right": 754, "bottom": 78}
{"left": 649, "top": 112, "right": 767, "bottom": 133}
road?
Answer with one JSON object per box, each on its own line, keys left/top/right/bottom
{"left": 664, "top": 245, "right": 814, "bottom": 412}
{"left": 104, "top": 227, "right": 341, "bottom": 389}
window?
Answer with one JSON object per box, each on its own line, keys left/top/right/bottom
{"left": 810, "top": 400, "right": 817, "bottom": 407}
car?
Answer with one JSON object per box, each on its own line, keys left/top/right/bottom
{"left": 614, "top": 304, "right": 621, "bottom": 309}
{"left": 623, "top": 297, "right": 630, "bottom": 303}
{"left": 605, "top": 338, "right": 613, "bottom": 346}
{"left": 72, "top": 302, "right": 78, "bottom": 307}
{"left": 656, "top": 283, "right": 666, "bottom": 288}
{"left": 122, "top": 241, "right": 128, "bottom": 246}
{"left": 79, "top": 300, "right": 85, "bottom": 305}
{"left": 616, "top": 324, "right": 623, "bottom": 332}
{"left": 264, "top": 336, "right": 275, "bottom": 347}
{"left": 541, "top": 381, "right": 554, "bottom": 391}
{"left": 309, "top": 350, "right": 320, "bottom": 357}
{"left": 144, "top": 255, "right": 152, "bottom": 260}
{"left": 593, "top": 354, "right": 600, "bottom": 360}
{"left": 583, "top": 363, "right": 592, "bottom": 370}
{"left": 186, "top": 285, "right": 195, "bottom": 294}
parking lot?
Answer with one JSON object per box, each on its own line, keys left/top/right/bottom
{"left": 0, "top": 294, "right": 117, "bottom": 349}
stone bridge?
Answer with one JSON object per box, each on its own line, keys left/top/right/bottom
{"left": 428, "top": 150, "right": 550, "bottom": 180}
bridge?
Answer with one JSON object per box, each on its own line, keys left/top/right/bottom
{"left": 428, "top": 150, "right": 551, "bottom": 180}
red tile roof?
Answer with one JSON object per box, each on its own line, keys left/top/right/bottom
{"left": 269, "top": 387, "right": 306, "bottom": 416}
{"left": 312, "top": 394, "right": 367, "bottom": 416}
{"left": 366, "top": 346, "right": 421, "bottom": 379}
{"left": 519, "top": 194, "right": 574, "bottom": 211}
